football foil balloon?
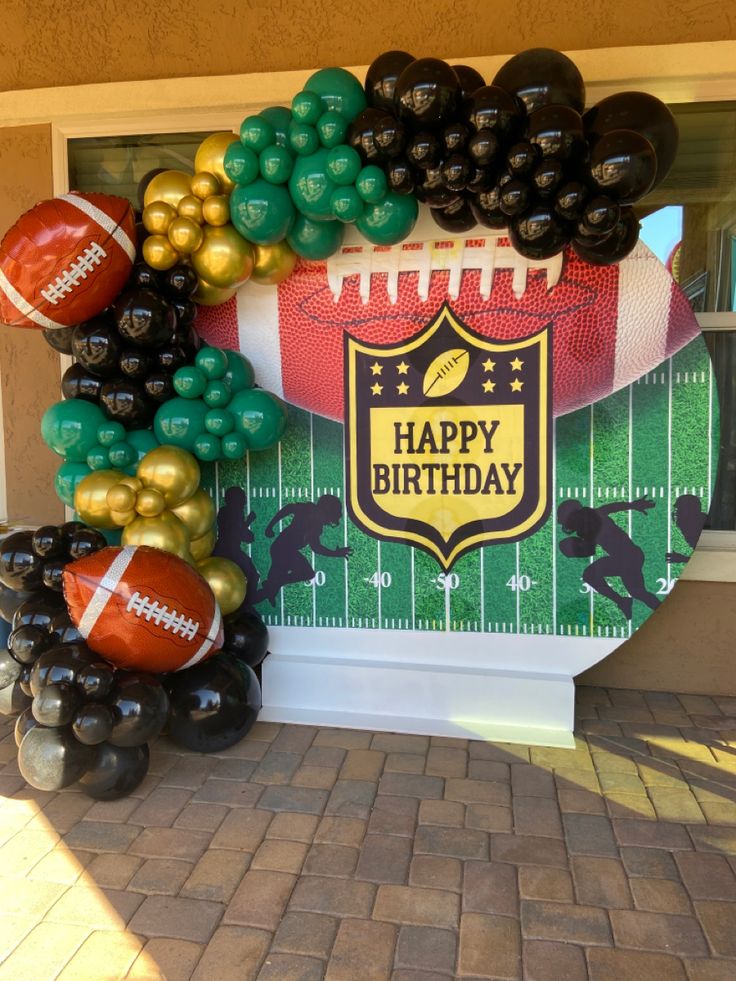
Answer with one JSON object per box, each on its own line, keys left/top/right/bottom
{"left": 63, "top": 545, "right": 224, "bottom": 673}
{"left": 0, "top": 193, "right": 136, "bottom": 331}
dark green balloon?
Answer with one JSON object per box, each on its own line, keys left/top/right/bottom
{"left": 356, "top": 192, "right": 419, "bottom": 245}
{"left": 292, "top": 90, "right": 323, "bottom": 125}
{"left": 287, "top": 214, "right": 345, "bottom": 260}
{"left": 223, "top": 142, "right": 259, "bottom": 186}
{"left": 107, "top": 441, "right": 136, "bottom": 469}
{"left": 223, "top": 351, "right": 255, "bottom": 393}
{"left": 260, "top": 106, "right": 292, "bottom": 148}
{"left": 55, "top": 462, "right": 92, "bottom": 507}
{"left": 41, "top": 400, "right": 107, "bottom": 462}
{"left": 222, "top": 432, "right": 248, "bottom": 459}
{"left": 331, "top": 187, "right": 364, "bottom": 222}
{"left": 230, "top": 179, "right": 296, "bottom": 245}
{"left": 317, "top": 111, "right": 349, "bottom": 149}
{"left": 289, "top": 148, "right": 339, "bottom": 221}
{"left": 86, "top": 445, "right": 109, "bottom": 470}
{"left": 229, "top": 389, "right": 288, "bottom": 450}
{"left": 205, "top": 408, "right": 235, "bottom": 436}
{"left": 289, "top": 122, "right": 320, "bottom": 157}
{"left": 305, "top": 67, "right": 367, "bottom": 122}
{"left": 195, "top": 346, "right": 228, "bottom": 379}
{"left": 203, "top": 380, "right": 230, "bottom": 408}
{"left": 260, "top": 144, "right": 293, "bottom": 185}
{"left": 126, "top": 430, "right": 159, "bottom": 464}
{"left": 97, "top": 422, "right": 126, "bottom": 447}
{"left": 173, "top": 366, "right": 208, "bottom": 398}
{"left": 356, "top": 165, "right": 388, "bottom": 204}
{"left": 193, "top": 433, "right": 221, "bottom": 462}
{"left": 153, "top": 397, "right": 208, "bottom": 451}
{"left": 240, "top": 115, "right": 276, "bottom": 153}
{"left": 326, "top": 145, "right": 362, "bottom": 185}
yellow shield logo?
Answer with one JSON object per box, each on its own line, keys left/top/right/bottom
{"left": 345, "top": 304, "right": 551, "bottom": 569}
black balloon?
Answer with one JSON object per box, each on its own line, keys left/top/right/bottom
{"left": 14, "top": 707, "right": 38, "bottom": 748}
{"left": 119, "top": 348, "right": 153, "bottom": 381}
{"left": 18, "top": 664, "right": 33, "bottom": 698}
{"left": 431, "top": 197, "right": 477, "bottom": 233}
{"left": 452, "top": 64, "right": 485, "bottom": 99}
{"left": 466, "top": 166, "right": 494, "bottom": 194}
{"left": 61, "top": 521, "right": 88, "bottom": 541}
{"left": 32, "top": 682, "right": 79, "bottom": 727}
{"left": 372, "top": 114, "right": 407, "bottom": 158}
{"left": 527, "top": 104, "right": 585, "bottom": 160}
{"left": 144, "top": 373, "right": 175, "bottom": 403}
{"left": 573, "top": 207, "right": 640, "bottom": 265}
{"left": 406, "top": 131, "right": 442, "bottom": 170}
{"left": 49, "top": 610, "right": 84, "bottom": 646}
{"left": 0, "top": 532, "right": 44, "bottom": 591}
{"left": 77, "top": 741, "right": 149, "bottom": 800}
{"left": 130, "top": 262, "right": 161, "bottom": 292}
{"left": 467, "top": 130, "right": 499, "bottom": 167}
{"left": 29, "top": 643, "right": 95, "bottom": 698}
{"left": 0, "top": 648, "right": 22, "bottom": 689}
{"left": 589, "top": 129, "right": 657, "bottom": 204}
{"left": 463, "top": 85, "right": 521, "bottom": 137}
{"left": 507, "top": 141, "right": 541, "bottom": 177}
{"left": 71, "top": 317, "right": 122, "bottom": 378}
{"left": 224, "top": 610, "right": 270, "bottom": 668}
{"left": 500, "top": 179, "right": 532, "bottom": 217}
{"left": 0, "top": 678, "right": 31, "bottom": 715}
{"left": 18, "top": 725, "right": 93, "bottom": 791}
{"left": 31, "top": 526, "right": 64, "bottom": 559}
{"left": 0, "top": 583, "right": 36, "bottom": 623}
{"left": 100, "top": 379, "right": 154, "bottom": 428}
{"left": 492, "top": 48, "right": 585, "bottom": 114}
{"left": 42, "top": 559, "right": 66, "bottom": 592}
{"left": 441, "top": 154, "right": 473, "bottom": 192}
{"left": 443, "top": 122, "right": 470, "bottom": 154}
{"left": 509, "top": 203, "right": 572, "bottom": 260}
{"left": 415, "top": 167, "right": 461, "bottom": 209}
{"left": 73, "top": 703, "right": 115, "bottom": 745}
{"left": 554, "top": 181, "right": 589, "bottom": 221}
{"left": 583, "top": 91, "right": 678, "bottom": 188}
{"left": 76, "top": 662, "right": 115, "bottom": 700}
{"left": 115, "top": 288, "right": 176, "bottom": 348}
{"left": 42, "top": 325, "right": 75, "bottom": 355}
{"left": 579, "top": 195, "right": 621, "bottom": 238}
{"left": 386, "top": 158, "right": 415, "bottom": 195}
{"left": 9, "top": 624, "right": 50, "bottom": 665}
{"left": 61, "top": 363, "right": 103, "bottom": 403}
{"left": 12, "top": 591, "right": 66, "bottom": 631}
{"left": 162, "top": 264, "right": 199, "bottom": 299}
{"left": 469, "top": 187, "right": 507, "bottom": 229}
{"left": 365, "top": 50, "right": 415, "bottom": 113}
{"left": 394, "top": 58, "right": 461, "bottom": 128}
{"left": 67, "top": 527, "right": 107, "bottom": 561}
{"left": 156, "top": 345, "right": 189, "bottom": 373}
{"left": 165, "top": 654, "right": 261, "bottom": 753}
{"left": 108, "top": 673, "right": 169, "bottom": 747}
{"left": 533, "top": 158, "right": 565, "bottom": 199}
{"left": 348, "top": 108, "right": 389, "bottom": 163}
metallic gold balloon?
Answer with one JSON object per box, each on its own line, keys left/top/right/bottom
{"left": 193, "top": 278, "right": 238, "bottom": 307}
{"left": 74, "top": 470, "right": 126, "bottom": 530}
{"left": 189, "top": 526, "right": 217, "bottom": 562}
{"left": 143, "top": 234, "right": 180, "bottom": 271}
{"left": 121, "top": 512, "right": 191, "bottom": 560}
{"left": 177, "top": 195, "right": 204, "bottom": 224}
{"left": 119, "top": 476, "right": 143, "bottom": 493}
{"left": 110, "top": 508, "right": 137, "bottom": 528}
{"left": 190, "top": 171, "right": 221, "bottom": 200}
{"left": 136, "top": 487, "right": 166, "bottom": 517}
{"left": 194, "top": 133, "right": 239, "bottom": 195}
{"left": 191, "top": 224, "right": 254, "bottom": 289}
{"left": 251, "top": 240, "right": 298, "bottom": 286}
{"left": 106, "top": 483, "right": 136, "bottom": 513}
{"left": 167, "top": 217, "right": 204, "bottom": 255}
{"left": 202, "top": 194, "right": 230, "bottom": 227}
{"left": 137, "top": 446, "right": 200, "bottom": 508}
{"left": 142, "top": 200, "right": 177, "bottom": 235}
{"left": 197, "top": 557, "right": 247, "bottom": 615}
{"left": 171, "top": 488, "right": 216, "bottom": 540}
{"left": 143, "top": 169, "right": 194, "bottom": 210}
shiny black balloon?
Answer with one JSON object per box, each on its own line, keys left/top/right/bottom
{"left": 395, "top": 57, "right": 461, "bottom": 128}
{"left": 19, "top": 664, "right": 34, "bottom": 697}
{"left": 73, "top": 703, "right": 115, "bottom": 745}
{"left": 61, "top": 363, "right": 103, "bottom": 403}
{"left": 32, "top": 681, "right": 79, "bottom": 727}
{"left": 61, "top": 521, "right": 88, "bottom": 541}
{"left": 533, "top": 159, "right": 565, "bottom": 199}
{"left": 452, "top": 64, "right": 485, "bottom": 99}
{"left": 144, "top": 373, "right": 175, "bottom": 403}
{"left": 572, "top": 207, "right": 640, "bottom": 265}
{"left": 507, "top": 141, "right": 541, "bottom": 177}
{"left": 77, "top": 741, "right": 149, "bottom": 801}
{"left": 0, "top": 584, "right": 36, "bottom": 624}
{"left": 130, "top": 263, "right": 161, "bottom": 291}
{"left": 499, "top": 179, "right": 532, "bottom": 217}
{"left": 0, "top": 677, "right": 31, "bottom": 715}
{"left": 365, "top": 50, "right": 415, "bottom": 112}
{"left": 527, "top": 104, "right": 585, "bottom": 161}
{"left": 165, "top": 654, "right": 261, "bottom": 753}
{"left": 348, "top": 108, "right": 389, "bottom": 163}
{"left": 156, "top": 344, "right": 189, "bottom": 373}
{"left": 114, "top": 288, "right": 176, "bottom": 348}
{"left": 99, "top": 379, "right": 154, "bottom": 428}
{"left": 0, "top": 647, "right": 23, "bottom": 689}
{"left": 14, "top": 707, "right": 38, "bottom": 748}
{"left": 0, "top": 532, "right": 45, "bottom": 591}
{"left": 579, "top": 195, "right": 621, "bottom": 238}
{"left": 162, "top": 265, "right": 199, "bottom": 299}
{"left": 31, "top": 525, "right": 65, "bottom": 559}
{"left": 431, "top": 197, "right": 477, "bottom": 233}
{"left": 406, "top": 131, "right": 442, "bottom": 170}
{"left": 18, "top": 725, "right": 93, "bottom": 791}
{"left": 583, "top": 91, "right": 678, "bottom": 188}
{"left": 469, "top": 187, "right": 507, "bottom": 229}
{"left": 466, "top": 166, "right": 495, "bottom": 194}
{"left": 71, "top": 317, "right": 122, "bottom": 378}
{"left": 509, "top": 203, "right": 572, "bottom": 260}
{"left": 467, "top": 130, "right": 499, "bottom": 168}
{"left": 414, "top": 167, "right": 461, "bottom": 209}
{"left": 386, "top": 158, "right": 416, "bottom": 195}
{"left": 29, "top": 643, "right": 95, "bottom": 698}
{"left": 12, "top": 591, "right": 66, "bottom": 631}
{"left": 493, "top": 48, "right": 585, "bottom": 114}
{"left": 9, "top": 624, "right": 49, "bottom": 665}
{"left": 41, "top": 559, "right": 67, "bottom": 592}
{"left": 224, "top": 611, "right": 270, "bottom": 668}
{"left": 171, "top": 300, "right": 197, "bottom": 332}
{"left": 108, "top": 673, "right": 169, "bottom": 747}
{"left": 372, "top": 114, "right": 407, "bottom": 158}
{"left": 589, "top": 129, "right": 657, "bottom": 205}
{"left": 49, "top": 610, "right": 84, "bottom": 646}
{"left": 463, "top": 85, "right": 521, "bottom": 137}
{"left": 67, "top": 527, "right": 107, "bottom": 561}
{"left": 42, "top": 325, "right": 75, "bottom": 355}
{"left": 76, "top": 662, "right": 115, "bottom": 700}
{"left": 119, "top": 348, "right": 153, "bottom": 381}
{"left": 441, "top": 154, "right": 473, "bottom": 192}
{"left": 443, "top": 122, "right": 470, "bottom": 154}
{"left": 554, "top": 181, "right": 590, "bottom": 221}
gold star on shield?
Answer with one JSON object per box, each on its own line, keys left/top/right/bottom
{"left": 510, "top": 357, "right": 524, "bottom": 371}
{"left": 370, "top": 362, "right": 383, "bottom": 376}
{"left": 482, "top": 358, "right": 496, "bottom": 372}
{"left": 482, "top": 380, "right": 496, "bottom": 393}
{"left": 371, "top": 382, "right": 383, "bottom": 395}
{"left": 396, "top": 361, "right": 409, "bottom": 375}
{"left": 397, "top": 382, "right": 409, "bottom": 395}
{"left": 510, "top": 378, "right": 524, "bottom": 393}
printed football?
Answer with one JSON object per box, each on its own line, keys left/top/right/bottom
{"left": 63, "top": 545, "right": 224, "bottom": 673}
{"left": 196, "top": 209, "right": 700, "bottom": 419}
{"left": 0, "top": 192, "right": 136, "bottom": 331}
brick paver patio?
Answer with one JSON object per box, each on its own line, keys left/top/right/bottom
{"left": 0, "top": 686, "right": 735, "bottom": 979}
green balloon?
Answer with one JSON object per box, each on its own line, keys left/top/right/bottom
{"left": 289, "top": 148, "right": 339, "bottom": 221}
{"left": 240, "top": 115, "right": 276, "bottom": 153}
{"left": 222, "top": 432, "right": 248, "bottom": 460}
{"left": 326, "top": 145, "right": 362, "bottom": 186}
{"left": 291, "top": 91, "right": 323, "bottom": 126}
{"left": 260, "top": 144, "right": 293, "bottom": 185}
{"left": 108, "top": 441, "right": 136, "bottom": 469}
{"left": 230, "top": 179, "right": 295, "bottom": 246}
{"left": 223, "top": 142, "right": 259, "bottom": 186}
{"left": 41, "top": 400, "right": 107, "bottom": 463}
{"left": 173, "top": 366, "right": 208, "bottom": 399}
{"left": 102, "top": 528, "right": 123, "bottom": 546}
{"left": 97, "top": 422, "right": 126, "bottom": 447}
{"left": 55, "top": 462, "right": 92, "bottom": 507}
{"left": 127, "top": 429, "right": 159, "bottom": 463}
{"left": 153, "top": 397, "right": 209, "bottom": 451}
{"left": 356, "top": 165, "right": 388, "bottom": 204}
{"left": 287, "top": 214, "right": 345, "bottom": 260}
{"left": 316, "top": 111, "right": 348, "bottom": 149}
{"left": 288, "top": 122, "right": 320, "bottom": 157}
{"left": 195, "top": 346, "right": 228, "bottom": 379}
{"left": 205, "top": 408, "right": 235, "bottom": 436}
{"left": 86, "top": 445, "right": 109, "bottom": 470}
{"left": 193, "top": 433, "right": 222, "bottom": 462}
{"left": 331, "top": 186, "right": 364, "bottom": 223}
{"left": 260, "top": 106, "right": 292, "bottom": 148}
{"left": 224, "top": 351, "right": 255, "bottom": 393}
{"left": 229, "top": 389, "right": 288, "bottom": 450}
{"left": 304, "top": 67, "right": 367, "bottom": 122}
{"left": 203, "top": 380, "right": 230, "bottom": 408}
{"left": 356, "top": 192, "right": 419, "bottom": 245}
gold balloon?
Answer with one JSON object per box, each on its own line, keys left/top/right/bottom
{"left": 167, "top": 217, "right": 204, "bottom": 255}
{"left": 143, "top": 169, "right": 193, "bottom": 210}
{"left": 189, "top": 526, "right": 217, "bottom": 562}
{"left": 191, "top": 224, "right": 253, "bottom": 289}
{"left": 74, "top": 470, "right": 126, "bottom": 530}
{"left": 136, "top": 487, "right": 166, "bottom": 517}
{"left": 107, "top": 483, "right": 136, "bottom": 513}
{"left": 251, "top": 241, "right": 298, "bottom": 286}
{"left": 190, "top": 171, "right": 221, "bottom": 200}
{"left": 202, "top": 194, "right": 230, "bottom": 227}
{"left": 119, "top": 476, "right": 143, "bottom": 493}
{"left": 143, "top": 234, "right": 179, "bottom": 271}
{"left": 171, "top": 488, "right": 216, "bottom": 540}
{"left": 110, "top": 508, "right": 136, "bottom": 528}
{"left": 194, "top": 133, "right": 239, "bottom": 195}
{"left": 197, "top": 557, "right": 247, "bottom": 615}
{"left": 142, "top": 200, "right": 176, "bottom": 235}
{"left": 177, "top": 195, "right": 204, "bottom": 224}
{"left": 137, "top": 445, "right": 200, "bottom": 508}
{"left": 122, "top": 512, "right": 191, "bottom": 560}
{"left": 193, "top": 278, "right": 238, "bottom": 307}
